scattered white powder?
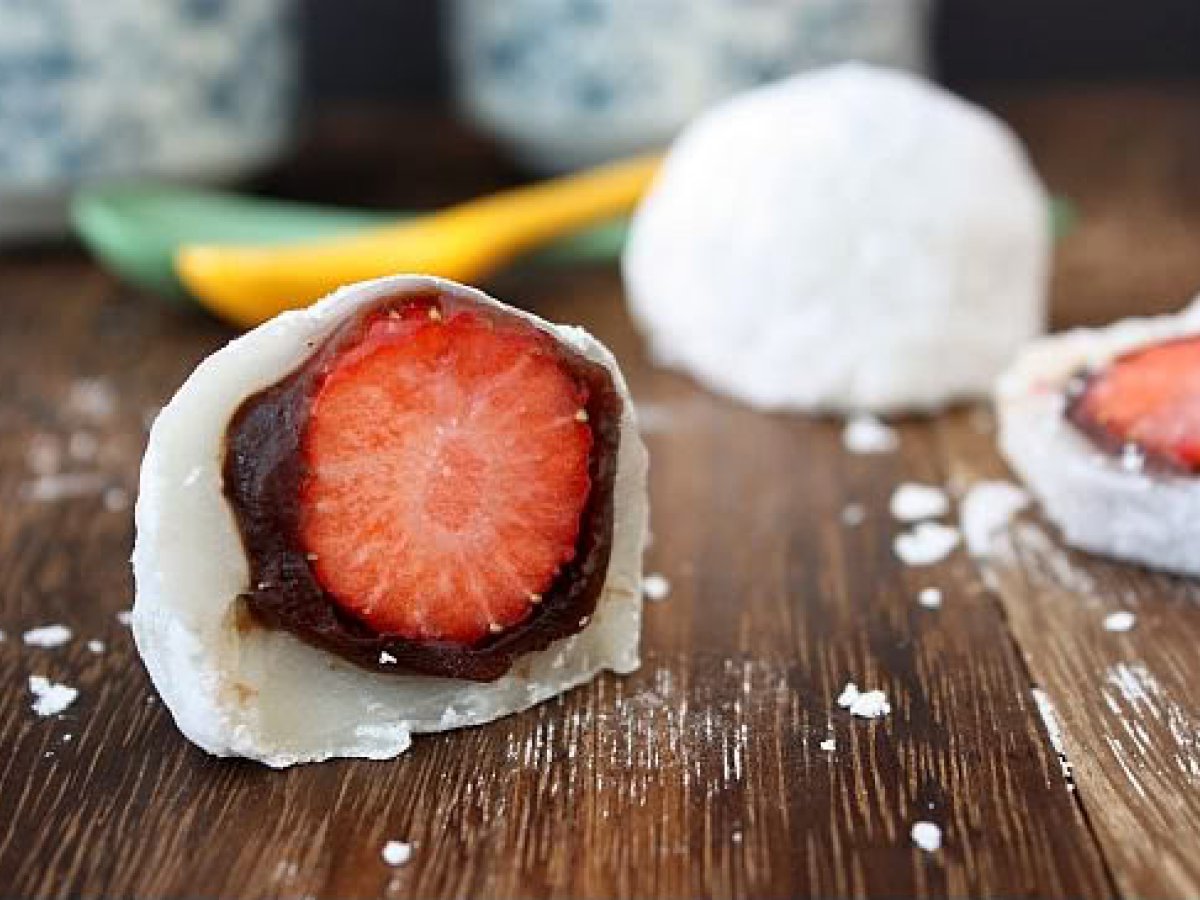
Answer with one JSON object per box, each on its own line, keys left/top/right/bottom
{"left": 379, "top": 651, "right": 398, "bottom": 664}
{"left": 960, "top": 480, "right": 1029, "bottom": 557}
{"left": 819, "top": 737, "right": 836, "bottom": 751}
{"left": 836, "top": 681, "right": 891, "bottom": 719}
{"left": 381, "top": 840, "right": 412, "bottom": 867}
{"left": 1032, "top": 687, "right": 1075, "bottom": 788}
{"left": 890, "top": 483, "right": 949, "bottom": 522}
{"left": 68, "top": 431, "right": 99, "bottom": 462}
{"left": 23, "top": 625, "right": 73, "bottom": 648}
{"left": 22, "top": 473, "right": 108, "bottom": 502}
{"left": 1103, "top": 611, "right": 1136, "bottom": 633}
{"left": 841, "top": 503, "right": 866, "bottom": 527}
{"left": 911, "top": 822, "right": 942, "bottom": 852}
{"left": 67, "top": 379, "right": 117, "bottom": 421}
{"left": 87, "top": 639, "right": 105, "bottom": 654}
{"left": 116, "top": 610, "right": 133, "bottom": 626}
{"left": 843, "top": 416, "right": 898, "bottom": 454}
{"left": 918, "top": 587, "right": 943, "bottom": 609}
{"left": 643, "top": 573, "right": 671, "bottom": 602}
{"left": 26, "top": 435, "right": 61, "bottom": 475}
{"left": 894, "top": 522, "right": 961, "bottom": 566}
{"left": 29, "top": 676, "right": 78, "bottom": 716}
{"left": 103, "top": 487, "right": 130, "bottom": 512}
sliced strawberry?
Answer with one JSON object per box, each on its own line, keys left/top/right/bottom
{"left": 1067, "top": 334, "right": 1200, "bottom": 472}
{"left": 298, "top": 304, "right": 593, "bottom": 644}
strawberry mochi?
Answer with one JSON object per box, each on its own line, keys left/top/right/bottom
{"left": 132, "top": 276, "right": 648, "bottom": 767}
{"left": 998, "top": 296, "right": 1200, "bottom": 576}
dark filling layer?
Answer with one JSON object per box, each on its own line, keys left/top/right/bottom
{"left": 222, "top": 289, "right": 623, "bottom": 682}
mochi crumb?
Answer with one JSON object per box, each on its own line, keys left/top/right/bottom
{"left": 103, "top": 487, "right": 131, "bottom": 512}
{"left": 22, "top": 473, "right": 107, "bottom": 503}
{"left": 841, "top": 503, "right": 865, "bottom": 527}
{"left": 67, "top": 378, "right": 117, "bottom": 421}
{"left": 894, "top": 522, "right": 961, "bottom": 566}
{"left": 379, "top": 651, "right": 398, "bottom": 664}
{"left": 837, "top": 682, "right": 891, "bottom": 718}
{"left": 918, "top": 588, "right": 943, "bottom": 609}
{"left": 960, "top": 480, "right": 1029, "bottom": 557}
{"left": 890, "top": 483, "right": 949, "bottom": 522}
{"left": 116, "top": 610, "right": 133, "bottom": 626}
{"left": 819, "top": 737, "right": 836, "bottom": 751}
{"left": 29, "top": 676, "right": 78, "bottom": 716}
{"left": 381, "top": 840, "right": 412, "bottom": 867}
{"left": 843, "top": 416, "right": 898, "bottom": 454}
{"left": 911, "top": 821, "right": 942, "bottom": 852}
{"left": 1103, "top": 611, "right": 1136, "bottom": 633}
{"left": 23, "top": 625, "right": 72, "bottom": 649}
{"left": 643, "top": 573, "right": 671, "bottom": 602}
{"left": 87, "top": 639, "right": 105, "bottom": 654}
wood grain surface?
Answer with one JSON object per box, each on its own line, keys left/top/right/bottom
{"left": 1, "top": 84, "right": 1198, "bottom": 899}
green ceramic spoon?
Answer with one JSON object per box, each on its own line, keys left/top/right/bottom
{"left": 71, "top": 184, "right": 631, "bottom": 303}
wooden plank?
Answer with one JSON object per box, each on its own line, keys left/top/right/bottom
{"left": 933, "top": 81, "right": 1200, "bottom": 900}
{"left": 0, "top": 255, "right": 1111, "bottom": 898}
{"left": 944, "top": 415, "right": 1200, "bottom": 899}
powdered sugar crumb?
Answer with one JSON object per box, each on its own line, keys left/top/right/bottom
{"left": 67, "top": 379, "right": 117, "bottom": 421}
{"left": 841, "top": 503, "right": 865, "bottom": 527}
{"left": 1103, "top": 611, "right": 1136, "bottom": 633}
{"left": 911, "top": 821, "right": 942, "bottom": 852}
{"left": 894, "top": 522, "right": 961, "bottom": 566}
{"left": 23, "top": 625, "right": 72, "bottom": 649}
{"left": 87, "top": 639, "right": 105, "bottom": 654}
{"left": 643, "top": 573, "right": 671, "bottom": 602}
{"left": 819, "top": 737, "right": 836, "bottom": 751}
{"left": 29, "top": 676, "right": 78, "bottom": 716}
{"left": 103, "top": 487, "right": 131, "bottom": 512}
{"left": 960, "top": 480, "right": 1029, "bottom": 557}
{"left": 381, "top": 840, "right": 412, "bottom": 867}
{"left": 116, "top": 610, "right": 133, "bottom": 626}
{"left": 918, "top": 587, "right": 943, "bottom": 609}
{"left": 843, "top": 416, "right": 898, "bottom": 454}
{"left": 22, "top": 473, "right": 108, "bottom": 503}
{"left": 890, "top": 483, "right": 949, "bottom": 522}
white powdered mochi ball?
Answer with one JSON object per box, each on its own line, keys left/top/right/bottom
{"left": 622, "top": 63, "right": 1051, "bottom": 414}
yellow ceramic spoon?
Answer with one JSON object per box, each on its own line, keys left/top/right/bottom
{"left": 176, "top": 153, "right": 661, "bottom": 328}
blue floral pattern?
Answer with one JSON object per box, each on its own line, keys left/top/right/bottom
{"left": 451, "top": 0, "right": 931, "bottom": 169}
{"left": 0, "top": 0, "right": 297, "bottom": 189}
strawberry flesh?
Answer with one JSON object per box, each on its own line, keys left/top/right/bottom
{"left": 299, "top": 304, "right": 593, "bottom": 644}
{"left": 1067, "top": 334, "right": 1200, "bottom": 473}
{"left": 221, "top": 290, "right": 623, "bottom": 681}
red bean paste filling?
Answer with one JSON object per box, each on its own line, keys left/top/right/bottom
{"left": 222, "top": 290, "right": 622, "bottom": 682}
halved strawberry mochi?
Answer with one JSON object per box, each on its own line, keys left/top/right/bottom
{"left": 1067, "top": 334, "right": 1200, "bottom": 473}
{"left": 222, "top": 290, "right": 622, "bottom": 681}
{"left": 300, "top": 303, "right": 592, "bottom": 644}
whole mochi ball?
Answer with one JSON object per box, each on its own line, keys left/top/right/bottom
{"left": 622, "top": 64, "right": 1051, "bottom": 414}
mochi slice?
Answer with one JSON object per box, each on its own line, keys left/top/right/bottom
{"left": 997, "top": 296, "right": 1200, "bottom": 575}
{"left": 132, "top": 275, "right": 648, "bottom": 767}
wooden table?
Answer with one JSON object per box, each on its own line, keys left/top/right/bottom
{"left": 3, "top": 85, "right": 1200, "bottom": 899}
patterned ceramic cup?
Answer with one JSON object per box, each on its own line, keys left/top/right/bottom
{"left": 0, "top": 0, "right": 298, "bottom": 241}
{"left": 450, "top": 0, "right": 933, "bottom": 171}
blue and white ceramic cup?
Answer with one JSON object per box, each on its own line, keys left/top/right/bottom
{"left": 0, "top": 0, "right": 298, "bottom": 241}
{"left": 450, "top": 0, "right": 932, "bottom": 171}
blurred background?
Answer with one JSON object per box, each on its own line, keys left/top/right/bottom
{"left": 3, "top": 0, "right": 1200, "bottom": 323}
